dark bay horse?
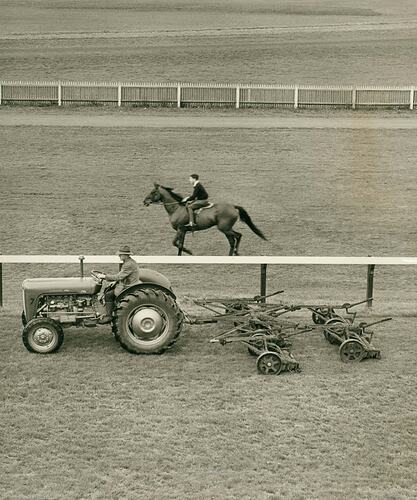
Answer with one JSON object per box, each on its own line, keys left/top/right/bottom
{"left": 143, "top": 184, "right": 267, "bottom": 255}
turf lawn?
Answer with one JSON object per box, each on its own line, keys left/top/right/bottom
{"left": 1, "top": 113, "right": 417, "bottom": 257}
{"left": 1, "top": 1, "right": 417, "bottom": 498}
{"left": 1, "top": 260, "right": 417, "bottom": 499}
{"left": 1, "top": 303, "right": 416, "bottom": 499}
{"left": 2, "top": 1, "right": 417, "bottom": 85}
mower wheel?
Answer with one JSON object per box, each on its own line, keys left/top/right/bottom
{"left": 256, "top": 351, "right": 282, "bottom": 375}
{"left": 339, "top": 339, "right": 365, "bottom": 363}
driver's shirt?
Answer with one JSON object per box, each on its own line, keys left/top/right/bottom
{"left": 106, "top": 257, "right": 140, "bottom": 296}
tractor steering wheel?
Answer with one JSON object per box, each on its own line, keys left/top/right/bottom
{"left": 91, "top": 270, "right": 106, "bottom": 284}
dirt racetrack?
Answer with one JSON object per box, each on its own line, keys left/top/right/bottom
{"left": 4, "top": 110, "right": 417, "bottom": 129}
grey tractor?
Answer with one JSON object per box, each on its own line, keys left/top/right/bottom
{"left": 21, "top": 269, "right": 184, "bottom": 354}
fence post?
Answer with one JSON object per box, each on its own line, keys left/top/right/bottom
{"left": 0, "top": 82, "right": 2, "bottom": 105}
{"left": 235, "top": 86, "right": 240, "bottom": 109}
{"left": 118, "top": 84, "right": 122, "bottom": 107}
{"left": 0, "top": 263, "right": 3, "bottom": 307}
{"left": 57, "top": 81, "right": 62, "bottom": 106}
{"left": 177, "top": 85, "right": 181, "bottom": 108}
{"left": 352, "top": 87, "right": 356, "bottom": 110}
{"left": 260, "top": 264, "right": 267, "bottom": 302}
{"left": 366, "top": 264, "right": 375, "bottom": 307}
{"left": 294, "top": 86, "right": 299, "bottom": 109}
{"left": 410, "top": 87, "right": 414, "bottom": 110}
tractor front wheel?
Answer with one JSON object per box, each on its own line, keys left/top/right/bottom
{"left": 22, "top": 318, "right": 64, "bottom": 354}
{"left": 113, "top": 288, "right": 183, "bottom": 354}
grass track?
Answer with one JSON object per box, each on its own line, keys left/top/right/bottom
{"left": 2, "top": 1, "right": 417, "bottom": 496}
{"left": 2, "top": 113, "right": 417, "bottom": 257}
{"left": 2, "top": 1, "right": 417, "bottom": 84}
{"left": 1, "top": 309, "right": 416, "bottom": 499}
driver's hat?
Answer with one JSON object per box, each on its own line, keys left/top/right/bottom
{"left": 118, "top": 245, "right": 133, "bottom": 256}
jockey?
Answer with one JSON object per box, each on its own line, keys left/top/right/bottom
{"left": 182, "top": 174, "right": 209, "bottom": 227}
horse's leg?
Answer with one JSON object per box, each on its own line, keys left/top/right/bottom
{"left": 232, "top": 230, "right": 243, "bottom": 256}
{"left": 217, "top": 217, "right": 241, "bottom": 256}
{"left": 173, "top": 231, "right": 182, "bottom": 256}
{"left": 181, "top": 235, "right": 193, "bottom": 255}
{"left": 224, "top": 230, "right": 242, "bottom": 256}
{"left": 220, "top": 231, "right": 236, "bottom": 256}
{"left": 177, "top": 229, "right": 194, "bottom": 256}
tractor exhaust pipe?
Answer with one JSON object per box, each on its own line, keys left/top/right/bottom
{"left": 79, "top": 255, "right": 85, "bottom": 278}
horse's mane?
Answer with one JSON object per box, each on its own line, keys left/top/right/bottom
{"left": 160, "top": 185, "right": 185, "bottom": 203}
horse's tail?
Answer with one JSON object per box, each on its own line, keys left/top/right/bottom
{"left": 235, "top": 206, "right": 267, "bottom": 240}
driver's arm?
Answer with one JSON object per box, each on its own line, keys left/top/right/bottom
{"left": 105, "top": 265, "right": 132, "bottom": 282}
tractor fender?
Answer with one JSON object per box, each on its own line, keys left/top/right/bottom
{"left": 116, "top": 282, "right": 177, "bottom": 303}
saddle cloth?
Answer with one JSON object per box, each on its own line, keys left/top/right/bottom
{"left": 195, "top": 202, "right": 214, "bottom": 214}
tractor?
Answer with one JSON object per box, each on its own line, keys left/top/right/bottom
{"left": 21, "top": 269, "right": 184, "bottom": 355}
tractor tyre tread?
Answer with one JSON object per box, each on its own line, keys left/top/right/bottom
{"left": 113, "top": 288, "right": 183, "bottom": 355}
{"left": 22, "top": 317, "right": 64, "bottom": 354}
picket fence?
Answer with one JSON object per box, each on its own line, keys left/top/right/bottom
{"left": 0, "top": 81, "right": 416, "bottom": 109}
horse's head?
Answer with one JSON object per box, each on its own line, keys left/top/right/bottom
{"left": 144, "top": 183, "right": 184, "bottom": 207}
{"left": 143, "top": 183, "right": 163, "bottom": 206}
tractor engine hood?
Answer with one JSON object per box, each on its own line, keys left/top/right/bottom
{"left": 22, "top": 269, "right": 173, "bottom": 295}
{"left": 22, "top": 269, "right": 174, "bottom": 321}
{"left": 22, "top": 277, "right": 98, "bottom": 295}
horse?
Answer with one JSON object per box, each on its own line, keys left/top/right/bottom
{"left": 143, "top": 183, "right": 267, "bottom": 255}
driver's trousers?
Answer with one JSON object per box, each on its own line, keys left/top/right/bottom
{"left": 104, "top": 289, "right": 116, "bottom": 316}
{"left": 186, "top": 199, "right": 209, "bottom": 224}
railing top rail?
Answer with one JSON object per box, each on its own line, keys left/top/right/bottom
{"left": 0, "top": 81, "right": 416, "bottom": 91}
{"left": 1, "top": 255, "right": 417, "bottom": 265}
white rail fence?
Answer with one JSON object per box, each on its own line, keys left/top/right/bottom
{"left": 0, "top": 81, "right": 416, "bottom": 109}
{"left": 1, "top": 255, "right": 417, "bottom": 308}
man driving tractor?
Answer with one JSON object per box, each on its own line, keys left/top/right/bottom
{"left": 182, "top": 174, "right": 209, "bottom": 227}
{"left": 96, "top": 245, "right": 140, "bottom": 324}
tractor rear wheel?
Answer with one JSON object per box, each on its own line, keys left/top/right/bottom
{"left": 113, "top": 288, "right": 183, "bottom": 354}
{"left": 22, "top": 318, "right": 64, "bottom": 354}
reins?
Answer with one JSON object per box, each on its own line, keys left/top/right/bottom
{"left": 153, "top": 201, "right": 184, "bottom": 206}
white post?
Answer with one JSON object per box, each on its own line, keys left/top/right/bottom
{"left": 177, "top": 85, "right": 181, "bottom": 108}
{"left": 410, "top": 87, "right": 414, "bottom": 110}
{"left": 235, "top": 86, "right": 240, "bottom": 109}
{"left": 247, "top": 87, "right": 251, "bottom": 104}
{"left": 118, "top": 84, "right": 122, "bottom": 107}
{"left": 294, "top": 86, "right": 298, "bottom": 109}
{"left": 57, "top": 82, "right": 62, "bottom": 106}
{"left": 0, "top": 82, "right": 2, "bottom": 105}
{"left": 352, "top": 87, "right": 356, "bottom": 110}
